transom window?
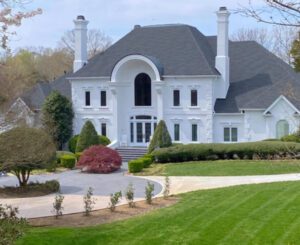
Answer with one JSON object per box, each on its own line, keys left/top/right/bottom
{"left": 173, "top": 90, "right": 180, "bottom": 106}
{"left": 276, "top": 120, "right": 289, "bottom": 139}
{"left": 191, "top": 90, "right": 198, "bottom": 107}
{"left": 135, "top": 73, "right": 151, "bottom": 106}
{"left": 224, "top": 127, "right": 238, "bottom": 142}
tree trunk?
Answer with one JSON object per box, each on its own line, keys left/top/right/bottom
{"left": 14, "top": 169, "right": 31, "bottom": 187}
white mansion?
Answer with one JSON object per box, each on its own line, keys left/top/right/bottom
{"left": 9, "top": 7, "right": 300, "bottom": 147}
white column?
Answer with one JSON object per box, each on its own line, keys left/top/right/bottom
{"left": 154, "top": 81, "right": 164, "bottom": 121}
{"left": 110, "top": 84, "right": 119, "bottom": 145}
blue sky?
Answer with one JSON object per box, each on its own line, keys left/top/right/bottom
{"left": 10, "top": 0, "right": 268, "bottom": 51}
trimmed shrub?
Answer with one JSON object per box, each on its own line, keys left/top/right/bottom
{"left": 144, "top": 154, "right": 154, "bottom": 162}
{"left": 99, "top": 135, "right": 111, "bottom": 146}
{"left": 281, "top": 134, "right": 300, "bottom": 143}
{"left": 77, "top": 145, "right": 122, "bottom": 173}
{"left": 75, "top": 152, "right": 83, "bottom": 161}
{"left": 152, "top": 141, "right": 300, "bottom": 163}
{"left": 128, "top": 159, "right": 144, "bottom": 173}
{"left": 148, "top": 120, "right": 172, "bottom": 153}
{"left": 56, "top": 151, "right": 75, "bottom": 164}
{"left": 60, "top": 155, "right": 76, "bottom": 169}
{"left": 68, "top": 135, "right": 79, "bottom": 153}
{"left": 76, "top": 121, "right": 99, "bottom": 153}
{"left": 141, "top": 157, "right": 152, "bottom": 168}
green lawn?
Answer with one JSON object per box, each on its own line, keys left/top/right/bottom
{"left": 138, "top": 160, "right": 300, "bottom": 176}
{"left": 18, "top": 181, "right": 300, "bottom": 244}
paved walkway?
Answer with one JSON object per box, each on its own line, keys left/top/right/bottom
{"left": 1, "top": 169, "right": 300, "bottom": 218}
{"left": 0, "top": 164, "right": 162, "bottom": 218}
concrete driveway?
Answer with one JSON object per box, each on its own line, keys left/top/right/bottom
{"left": 0, "top": 163, "right": 162, "bottom": 218}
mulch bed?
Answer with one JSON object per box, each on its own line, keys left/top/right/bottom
{"left": 29, "top": 196, "right": 180, "bottom": 228}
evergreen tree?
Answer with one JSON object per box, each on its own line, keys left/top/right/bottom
{"left": 76, "top": 120, "right": 99, "bottom": 152}
{"left": 148, "top": 120, "right": 172, "bottom": 153}
{"left": 290, "top": 36, "right": 300, "bottom": 72}
{"left": 42, "top": 91, "right": 74, "bottom": 150}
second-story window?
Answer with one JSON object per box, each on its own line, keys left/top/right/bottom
{"left": 173, "top": 90, "right": 180, "bottom": 106}
{"left": 191, "top": 90, "right": 198, "bottom": 106}
{"left": 100, "top": 91, "right": 107, "bottom": 107}
{"left": 85, "top": 91, "right": 91, "bottom": 106}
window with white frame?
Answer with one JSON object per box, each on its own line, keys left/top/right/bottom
{"left": 174, "top": 124, "right": 180, "bottom": 141}
{"left": 173, "top": 90, "right": 180, "bottom": 106}
{"left": 100, "top": 90, "right": 107, "bottom": 107}
{"left": 85, "top": 91, "right": 91, "bottom": 106}
{"left": 191, "top": 89, "right": 198, "bottom": 107}
{"left": 224, "top": 127, "right": 238, "bottom": 142}
{"left": 192, "top": 124, "right": 198, "bottom": 142}
{"left": 101, "top": 123, "right": 107, "bottom": 136}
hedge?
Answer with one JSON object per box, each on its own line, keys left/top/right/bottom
{"left": 281, "top": 134, "right": 300, "bottom": 143}
{"left": 152, "top": 141, "right": 300, "bottom": 163}
{"left": 75, "top": 152, "right": 83, "bottom": 161}
{"left": 60, "top": 155, "right": 76, "bottom": 169}
{"left": 141, "top": 157, "right": 153, "bottom": 168}
{"left": 128, "top": 159, "right": 144, "bottom": 173}
{"left": 99, "top": 135, "right": 111, "bottom": 146}
{"left": 56, "top": 151, "right": 75, "bottom": 164}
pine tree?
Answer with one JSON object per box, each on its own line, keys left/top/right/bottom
{"left": 148, "top": 120, "right": 172, "bottom": 153}
{"left": 42, "top": 91, "right": 74, "bottom": 150}
{"left": 76, "top": 120, "right": 99, "bottom": 152}
{"left": 290, "top": 36, "right": 300, "bottom": 72}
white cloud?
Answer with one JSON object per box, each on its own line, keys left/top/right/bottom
{"left": 9, "top": 0, "right": 269, "bottom": 51}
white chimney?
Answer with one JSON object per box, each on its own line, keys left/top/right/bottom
{"left": 215, "top": 7, "right": 230, "bottom": 98}
{"left": 73, "top": 15, "right": 89, "bottom": 73}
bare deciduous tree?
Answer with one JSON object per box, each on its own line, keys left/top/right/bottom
{"left": 236, "top": 0, "right": 300, "bottom": 27}
{"left": 58, "top": 29, "right": 112, "bottom": 59}
{"left": 231, "top": 26, "right": 298, "bottom": 64}
{"left": 0, "top": 0, "right": 42, "bottom": 49}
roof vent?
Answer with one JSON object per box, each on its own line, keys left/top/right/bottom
{"left": 219, "top": 6, "right": 227, "bottom": 11}
{"left": 134, "top": 25, "right": 141, "bottom": 29}
{"left": 77, "top": 15, "right": 85, "bottom": 20}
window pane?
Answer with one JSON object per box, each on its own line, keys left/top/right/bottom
{"left": 192, "top": 124, "right": 198, "bottom": 142}
{"left": 191, "top": 90, "right": 198, "bottom": 106}
{"left": 135, "top": 73, "right": 151, "bottom": 106}
{"left": 130, "top": 123, "right": 134, "bottom": 143}
{"left": 231, "top": 128, "right": 238, "bottom": 142}
{"left": 174, "top": 124, "right": 180, "bottom": 141}
{"left": 173, "top": 90, "right": 180, "bottom": 106}
{"left": 101, "top": 91, "right": 106, "bottom": 106}
{"left": 224, "top": 127, "right": 230, "bottom": 142}
{"left": 145, "top": 123, "right": 151, "bottom": 143}
{"left": 101, "top": 123, "right": 107, "bottom": 136}
{"left": 136, "top": 122, "right": 143, "bottom": 142}
{"left": 85, "top": 91, "right": 90, "bottom": 106}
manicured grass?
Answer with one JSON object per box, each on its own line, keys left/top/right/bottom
{"left": 18, "top": 181, "right": 300, "bottom": 244}
{"left": 138, "top": 160, "right": 300, "bottom": 176}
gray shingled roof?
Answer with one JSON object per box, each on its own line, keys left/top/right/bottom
{"left": 20, "top": 74, "right": 71, "bottom": 110}
{"left": 70, "top": 24, "right": 220, "bottom": 78}
{"left": 209, "top": 37, "right": 300, "bottom": 112}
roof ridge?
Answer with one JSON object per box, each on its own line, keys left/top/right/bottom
{"left": 187, "top": 26, "right": 216, "bottom": 74}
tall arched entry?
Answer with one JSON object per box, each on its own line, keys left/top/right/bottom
{"left": 134, "top": 73, "right": 152, "bottom": 106}
{"left": 130, "top": 115, "right": 157, "bottom": 146}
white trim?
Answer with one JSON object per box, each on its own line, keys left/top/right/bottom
{"left": 111, "top": 55, "right": 161, "bottom": 82}
{"left": 214, "top": 113, "right": 244, "bottom": 116}
{"left": 163, "top": 75, "right": 220, "bottom": 78}
{"left": 263, "top": 95, "right": 300, "bottom": 115}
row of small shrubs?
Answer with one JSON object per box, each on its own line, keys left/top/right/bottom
{"left": 281, "top": 134, "right": 300, "bottom": 143}
{"left": 128, "top": 154, "right": 154, "bottom": 173}
{"left": 152, "top": 141, "right": 300, "bottom": 163}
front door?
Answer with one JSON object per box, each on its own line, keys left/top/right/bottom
{"left": 130, "top": 116, "right": 157, "bottom": 147}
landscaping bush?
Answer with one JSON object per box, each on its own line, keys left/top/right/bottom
{"left": 56, "top": 151, "right": 75, "bottom": 164}
{"left": 148, "top": 120, "right": 172, "bottom": 153}
{"left": 140, "top": 157, "right": 152, "bottom": 168}
{"left": 77, "top": 145, "right": 122, "bottom": 173}
{"left": 99, "top": 135, "right": 111, "bottom": 146}
{"left": 60, "top": 155, "right": 76, "bottom": 169}
{"left": 68, "top": 135, "right": 79, "bottom": 153}
{"left": 75, "top": 152, "right": 83, "bottom": 161}
{"left": 281, "top": 134, "right": 300, "bottom": 143}
{"left": 152, "top": 141, "right": 300, "bottom": 163}
{"left": 128, "top": 159, "right": 144, "bottom": 173}
{"left": 76, "top": 121, "right": 99, "bottom": 153}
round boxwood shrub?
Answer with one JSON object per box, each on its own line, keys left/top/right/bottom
{"left": 128, "top": 159, "right": 144, "bottom": 173}
{"left": 56, "top": 151, "right": 75, "bottom": 164}
{"left": 76, "top": 121, "right": 99, "bottom": 153}
{"left": 60, "top": 155, "right": 76, "bottom": 169}
{"left": 140, "top": 157, "right": 152, "bottom": 168}
{"left": 77, "top": 145, "right": 122, "bottom": 173}
{"left": 68, "top": 135, "right": 79, "bottom": 153}
{"left": 99, "top": 135, "right": 111, "bottom": 146}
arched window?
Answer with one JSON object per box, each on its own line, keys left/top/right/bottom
{"left": 135, "top": 73, "right": 151, "bottom": 106}
{"left": 276, "top": 120, "right": 289, "bottom": 139}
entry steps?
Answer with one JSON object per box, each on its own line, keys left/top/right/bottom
{"left": 116, "top": 147, "right": 148, "bottom": 162}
